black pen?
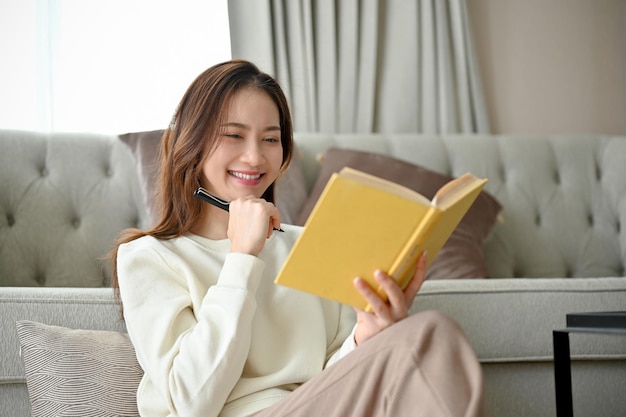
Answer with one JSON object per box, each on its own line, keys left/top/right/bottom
{"left": 193, "top": 187, "right": 284, "bottom": 232}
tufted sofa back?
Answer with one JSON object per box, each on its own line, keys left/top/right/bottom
{"left": 0, "top": 130, "right": 149, "bottom": 287}
{"left": 293, "top": 133, "right": 626, "bottom": 279}
{"left": 1, "top": 130, "right": 625, "bottom": 287}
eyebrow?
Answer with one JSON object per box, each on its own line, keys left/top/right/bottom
{"left": 221, "top": 122, "right": 281, "bottom": 132}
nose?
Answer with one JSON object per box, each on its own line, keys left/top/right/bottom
{"left": 240, "top": 141, "right": 264, "bottom": 166}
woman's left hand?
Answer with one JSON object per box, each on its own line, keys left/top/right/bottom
{"left": 352, "top": 252, "right": 428, "bottom": 346}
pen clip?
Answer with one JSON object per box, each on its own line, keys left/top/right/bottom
{"left": 193, "top": 187, "right": 230, "bottom": 212}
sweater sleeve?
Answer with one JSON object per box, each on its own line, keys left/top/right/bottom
{"left": 117, "top": 239, "right": 264, "bottom": 417}
{"left": 325, "top": 324, "right": 357, "bottom": 368}
{"left": 323, "top": 303, "right": 357, "bottom": 367}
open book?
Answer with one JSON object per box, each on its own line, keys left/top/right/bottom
{"left": 275, "top": 167, "right": 488, "bottom": 311}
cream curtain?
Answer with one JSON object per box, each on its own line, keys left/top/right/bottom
{"left": 228, "top": 0, "right": 489, "bottom": 134}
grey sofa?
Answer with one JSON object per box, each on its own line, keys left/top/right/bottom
{"left": 1, "top": 129, "right": 625, "bottom": 417}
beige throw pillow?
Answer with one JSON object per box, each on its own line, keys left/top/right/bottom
{"left": 16, "top": 320, "right": 143, "bottom": 417}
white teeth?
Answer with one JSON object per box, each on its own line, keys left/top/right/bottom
{"left": 230, "top": 171, "right": 261, "bottom": 180}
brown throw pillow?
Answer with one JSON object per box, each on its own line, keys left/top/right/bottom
{"left": 119, "top": 129, "right": 165, "bottom": 225}
{"left": 275, "top": 150, "right": 309, "bottom": 224}
{"left": 296, "top": 148, "right": 502, "bottom": 279}
{"left": 16, "top": 320, "right": 143, "bottom": 417}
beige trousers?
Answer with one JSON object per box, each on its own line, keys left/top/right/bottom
{"left": 251, "top": 310, "right": 484, "bottom": 417}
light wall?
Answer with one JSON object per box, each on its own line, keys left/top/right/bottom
{"left": 467, "top": 0, "right": 626, "bottom": 135}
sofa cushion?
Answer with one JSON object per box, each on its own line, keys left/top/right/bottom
{"left": 296, "top": 147, "right": 502, "bottom": 279}
{"left": 119, "top": 130, "right": 308, "bottom": 225}
{"left": 15, "top": 320, "right": 143, "bottom": 417}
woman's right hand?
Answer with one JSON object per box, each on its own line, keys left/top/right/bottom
{"left": 352, "top": 252, "right": 428, "bottom": 345}
{"left": 227, "top": 196, "right": 281, "bottom": 256}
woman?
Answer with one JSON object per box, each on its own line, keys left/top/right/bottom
{"left": 111, "top": 59, "right": 484, "bottom": 417}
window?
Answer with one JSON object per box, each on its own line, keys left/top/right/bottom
{"left": 0, "top": 0, "right": 231, "bottom": 134}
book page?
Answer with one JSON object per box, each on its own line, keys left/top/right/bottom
{"left": 432, "top": 173, "right": 487, "bottom": 210}
{"left": 339, "top": 167, "right": 432, "bottom": 206}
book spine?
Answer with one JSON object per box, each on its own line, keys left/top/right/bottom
{"left": 390, "top": 208, "right": 441, "bottom": 287}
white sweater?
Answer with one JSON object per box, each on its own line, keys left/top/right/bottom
{"left": 117, "top": 224, "right": 356, "bottom": 417}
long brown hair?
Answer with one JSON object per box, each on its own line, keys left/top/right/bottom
{"left": 110, "top": 60, "right": 294, "bottom": 292}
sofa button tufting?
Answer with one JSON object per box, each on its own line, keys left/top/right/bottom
{"left": 72, "top": 218, "right": 81, "bottom": 228}
{"left": 595, "top": 165, "right": 602, "bottom": 182}
{"left": 7, "top": 214, "right": 15, "bottom": 226}
{"left": 40, "top": 167, "right": 49, "bottom": 177}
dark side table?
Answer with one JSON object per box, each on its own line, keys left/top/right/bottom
{"left": 553, "top": 311, "right": 626, "bottom": 417}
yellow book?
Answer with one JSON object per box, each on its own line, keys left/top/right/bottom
{"left": 275, "top": 167, "right": 488, "bottom": 311}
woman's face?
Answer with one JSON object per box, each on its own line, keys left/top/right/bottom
{"left": 201, "top": 88, "right": 283, "bottom": 201}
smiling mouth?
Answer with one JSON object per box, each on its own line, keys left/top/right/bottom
{"left": 229, "top": 171, "right": 263, "bottom": 181}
